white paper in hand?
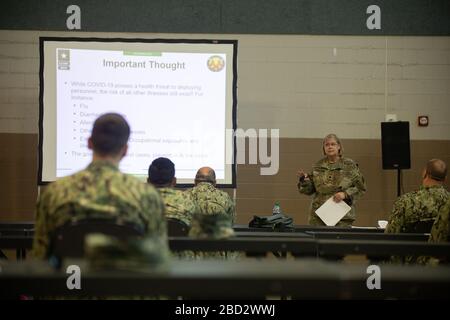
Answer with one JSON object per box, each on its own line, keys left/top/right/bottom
{"left": 315, "top": 196, "right": 351, "bottom": 226}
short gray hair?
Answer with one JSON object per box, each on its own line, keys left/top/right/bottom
{"left": 322, "top": 133, "right": 343, "bottom": 156}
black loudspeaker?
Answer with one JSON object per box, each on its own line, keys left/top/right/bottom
{"left": 381, "top": 121, "right": 411, "bottom": 169}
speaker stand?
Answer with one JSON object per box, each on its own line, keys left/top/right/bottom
{"left": 396, "top": 168, "right": 401, "bottom": 197}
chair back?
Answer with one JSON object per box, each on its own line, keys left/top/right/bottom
{"left": 403, "top": 218, "right": 435, "bottom": 234}
{"left": 167, "top": 218, "right": 190, "bottom": 236}
{"left": 49, "top": 218, "right": 144, "bottom": 260}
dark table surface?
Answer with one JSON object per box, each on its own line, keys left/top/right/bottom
{"left": 1, "top": 258, "right": 449, "bottom": 299}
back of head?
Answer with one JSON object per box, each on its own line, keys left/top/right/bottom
{"left": 148, "top": 157, "right": 175, "bottom": 186}
{"left": 426, "top": 159, "right": 447, "bottom": 182}
{"left": 195, "top": 167, "right": 216, "bottom": 185}
{"left": 91, "top": 113, "right": 130, "bottom": 156}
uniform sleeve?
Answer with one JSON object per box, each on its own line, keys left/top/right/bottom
{"left": 184, "top": 193, "right": 199, "bottom": 225}
{"left": 32, "top": 190, "right": 51, "bottom": 260}
{"left": 344, "top": 163, "right": 366, "bottom": 201}
{"left": 429, "top": 200, "right": 450, "bottom": 243}
{"left": 385, "top": 197, "right": 409, "bottom": 234}
{"left": 140, "top": 187, "right": 168, "bottom": 243}
{"left": 297, "top": 172, "right": 316, "bottom": 196}
{"left": 227, "top": 196, "right": 236, "bottom": 224}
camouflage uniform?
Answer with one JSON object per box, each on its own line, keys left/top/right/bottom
{"left": 298, "top": 157, "right": 366, "bottom": 226}
{"left": 185, "top": 182, "right": 237, "bottom": 260}
{"left": 157, "top": 187, "right": 198, "bottom": 226}
{"left": 185, "top": 182, "right": 235, "bottom": 223}
{"left": 385, "top": 185, "right": 449, "bottom": 234}
{"left": 386, "top": 185, "right": 449, "bottom": 264}
{"left": 188, "top": 213, "right": 235, "bottom": 239}
{"left": 415, "top": 199, "right": 450, "bottom": 265}
{"left": 33, "top": 160, "right": 168, "bottom": 260}
{"left": 429, "top": 198, "right": 450, "bottom": 243}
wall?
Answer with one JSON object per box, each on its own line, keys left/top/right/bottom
{"left": 0, "top": 31, "right": 449, "bottom": 225}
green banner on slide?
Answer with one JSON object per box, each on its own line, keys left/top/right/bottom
{"left": 123, "top": 51, "right": 162, "bottom": 57}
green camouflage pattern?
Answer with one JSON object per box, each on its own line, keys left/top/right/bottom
{"left": 187, "top": 213, "right": 238, "bottom": 260}
{"left": 416, "top": 199, "right": 450, "bottom": 265}
{"left": 188, "top": 213, "right": 234, "bottom": 239}
{"left": 85, "top": 234, "right": 170, "bottom": 271}
{"left": 298, "top": 157, "right": 366, "bottom": 226}
{"left": 429, "top": 198, "right": 450, "bottom": 243}
{"left": 185, "top": 183, "right": 237, "bottom": 260}
{"left": 33, "top": 160, "right": 168, "bottom": 259}
{"left": 157, "top": 187, "right": 198, "bottom": 226}
{"left": 385, "top": 185, "right": 449, "bottom": 234}
{"left": 185, "top": 182, "right": 235, "bottom": 223}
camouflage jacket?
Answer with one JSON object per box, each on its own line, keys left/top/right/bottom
{"left": 185, "top": 182, "right": 235, "bottom": 223}
{"left": 298, "top": 157, "right": 366, "bottom": 225}
{"left": 188, "top": 213, "right": 234, "bottom": 239}
{"left": 429, "top": 199, "right": 450, "bottom": 243}
{"left": 33, "top": 160, "right": 167, "bottom": 259}
{"left": 157, "top": 187, "right": 198, "bottom": 226}
{"left": 187, "top": 213, "right": 236, "bottom": 260}
{"left": 386, "top": 185, "right": 449, "bottom": 234}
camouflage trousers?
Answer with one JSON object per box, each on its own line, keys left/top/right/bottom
{"left": 308, "top": 214, "right": 354, "bottom": 227}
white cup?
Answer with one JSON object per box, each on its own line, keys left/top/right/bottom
{"left": 377, "top": 220, "right": 388, "bottom": 228}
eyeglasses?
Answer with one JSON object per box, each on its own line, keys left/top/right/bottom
{"left": 324, "top": 142, "right": 339, "bottom": 147}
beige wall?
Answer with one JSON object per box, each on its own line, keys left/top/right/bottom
{"left": 234, "top": 138, "right": 450, "bottom": 226}
{"left": 1, "top": 31, "right": 449, "bottom": 224}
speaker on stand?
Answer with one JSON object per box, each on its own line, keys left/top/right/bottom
{"left": 381, "top": 121, "right": 411, "bottom": 197}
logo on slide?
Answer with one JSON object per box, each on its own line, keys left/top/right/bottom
{"left": 58, "top": 49, "right": 71, "bottom": 70}
{"left": 207, "top": 55, "right": 225, "bottom": 72}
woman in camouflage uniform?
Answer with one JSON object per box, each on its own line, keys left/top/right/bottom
{"left": 297, "top": 134, "right": 366, "bottom": 226}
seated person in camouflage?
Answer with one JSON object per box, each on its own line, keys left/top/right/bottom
{"left": 186, "top": 167, "right": 237, "bottom": 259}
{"left": 147, "top": 157, "right": 198, "bottom": 227}
{"left": 33, "top": 113, "right": 168, "bottom": 260}
{"left": 429, "top": 199, "right": 450, "bottom": 244}
{"left": 186, "top": 167, "right": 235, "bottom": 223}
{"left": 188, "top": 212, "right": 237, "bottom": 260}
{"left": 386, "top": 159, "right": 449, "bottom": 234}
{"left": 297, "top": 133, "right": 366, "bottom": 227}
{"left": 421, "top": 199, "right": 450, "bottom": 265}
{"left": 189, "top": 212, "right": 235, "bottom": 239}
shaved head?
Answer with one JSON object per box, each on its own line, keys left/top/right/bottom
{"left": 426, "top": 159, "right": 447, "bottom": 182}
{"left": 195, "top": 167, "right": 216, "bottom": 185}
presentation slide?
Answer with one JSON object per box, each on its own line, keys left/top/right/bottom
{"left": 39, "top": 38, "right": 237, "bottom": 186}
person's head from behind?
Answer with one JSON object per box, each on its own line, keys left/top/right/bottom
{"left": 195, "top": 167, "right": 216, "bottom": 186}
{"left": 422, "top": 159, "right": 447, "bottom": 184}
{"left": 147, "top": 157, "right": 176, "bottom": 187}
{"left": 88, "top": 113, "right": 130, "bottom": 163}
{"left": 322, "top": 133, "right": 343, "bottom": 159}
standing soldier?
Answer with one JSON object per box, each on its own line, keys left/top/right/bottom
{"left": 297, "top": 133, "right": 366, "bottom": 227}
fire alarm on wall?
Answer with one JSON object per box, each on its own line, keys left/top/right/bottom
{"left": 418, "top": 115, "right": 429, "bottom": 127}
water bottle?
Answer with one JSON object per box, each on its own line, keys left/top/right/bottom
{"left": 272, "top": 201, "right": 281, "bottom": 215}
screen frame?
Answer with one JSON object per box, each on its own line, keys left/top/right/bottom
{"left": 38, "top": 36, "right": 237, "bottom": 188}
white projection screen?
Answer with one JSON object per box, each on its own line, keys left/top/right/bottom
{"left": 39, "top": 37, "right": 237, "bottom": 187}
